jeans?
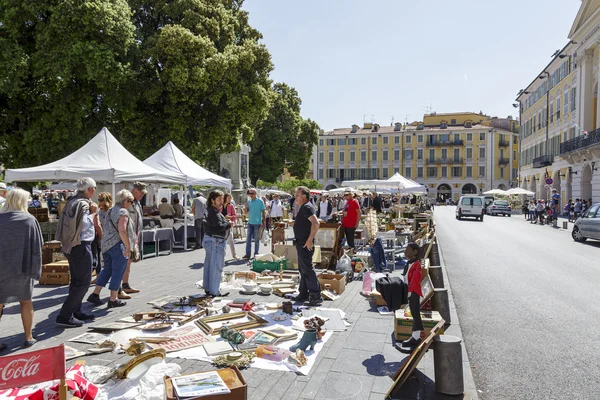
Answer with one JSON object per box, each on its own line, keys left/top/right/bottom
{"left": 97, "top": 242, "right": 128, "bottom": 291}
{"left": 202, "top": 235, "right": 227, "bottom": 296}
{"left": 194, "top": 218, "right": 205, "bottom": 248}
{"left": 58, "top": 242, "right": 93, "bottom": 319}
{"left": 296, "top": 243, "right": 320, "bottom": 295}
{"left": 245, "top": 224, "right": 261, "bottom": 257}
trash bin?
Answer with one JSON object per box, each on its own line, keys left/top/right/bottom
{"left": 433, "top": 335, "right": 464, "bottom": 395}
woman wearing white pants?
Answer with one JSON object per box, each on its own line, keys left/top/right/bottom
{"left": 223, "top": 193, "right": 238, "bottom": 261}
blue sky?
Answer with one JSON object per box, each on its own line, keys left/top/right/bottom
{"left": 243, "top": 0, "right": 580, "bottom": 131}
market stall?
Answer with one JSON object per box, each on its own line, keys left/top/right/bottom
{"left": 144, "top": 141, "right": 232, "bottom": 250}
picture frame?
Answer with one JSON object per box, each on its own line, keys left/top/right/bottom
{"left": 194, "top": 311, "right": 268, "bottom": 335}
{"left": 386, "top": 320, "right": 445, "bottom": 399}
{"left": 420, "top": 274, "right": 434, "bottom": 306}
{"left": 314, "top": 227, "right": 338, "bottom": 250}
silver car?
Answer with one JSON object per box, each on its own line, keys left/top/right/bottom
{"left": 487, "top": 200, "right": 512, "bottom": 217}
{"left": 572, "top": 203, "right": 600, "bottom": 242}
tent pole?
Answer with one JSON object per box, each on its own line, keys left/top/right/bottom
{"left": 182, "top": 185, "right": 187, "bottom": 251}
{"left": 112, "top": 183, "right": 115, "bottom": 200}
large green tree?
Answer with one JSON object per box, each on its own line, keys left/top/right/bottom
{"left": 0, "top": 0, "right": 273, "bottom": 169}
{"left": 0, "top": 0, "right": 135, "bottom": 167}
{"left": 249, "top": 83, "right": 319, "bottom": 184}
{"left": 117, "top": 0, "right": 273, "bottom": 161}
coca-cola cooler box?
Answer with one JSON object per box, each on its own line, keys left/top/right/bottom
{"left": 39, "top": 261, "right": 70, "bottom": 285}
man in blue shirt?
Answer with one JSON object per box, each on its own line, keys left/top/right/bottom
{"left": 243, "top": 189, "right": 266, "bottom": 259}
{"left": 551, "top": 189, "right": 560, "bottom": 219}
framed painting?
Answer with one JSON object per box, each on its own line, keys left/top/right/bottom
{"left": 194, "top": 311, "right": 268, "bottom": 335}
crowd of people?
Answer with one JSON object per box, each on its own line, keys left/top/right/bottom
{"left": 522, "top": 188, "right": 594, "bottom": 225}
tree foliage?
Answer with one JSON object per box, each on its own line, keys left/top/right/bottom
{"left": 255, "top": 178, "right": 322, "bottom": 193}
{"left": 0, "top": 0, "right": 273, "bottom": 168}
{"left": 249, "top": 83, "right": 319, "bottom": 185}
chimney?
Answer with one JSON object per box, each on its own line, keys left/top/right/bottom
{"left": 351, "top": 124, "right": 359, "bottom": 133}
{"left": 394, "top": 122, "right": 402, "bottom": 131}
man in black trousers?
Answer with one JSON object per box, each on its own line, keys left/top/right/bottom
{"left": 292, "top": 186, "right": 323, "bottom": 306}
{"left": 55, "top": 177, "right": 98, "bottom": 327}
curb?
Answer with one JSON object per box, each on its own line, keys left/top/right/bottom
{"left": 436, "top": 235, "right": 480, "bottom": 400}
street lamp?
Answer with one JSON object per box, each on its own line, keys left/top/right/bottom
{"left": 478, "top": 178, "right": 484, "bottom": 194}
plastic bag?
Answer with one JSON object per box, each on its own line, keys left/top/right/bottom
{"left": 336, "top": 252, "right": 352, "bottom": 274}
{"left": 261, "top": 228, "right": 270, "bottom": 245}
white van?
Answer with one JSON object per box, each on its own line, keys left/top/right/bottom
{"left": 456, "top": 195, "right": 485, "bottom": 221}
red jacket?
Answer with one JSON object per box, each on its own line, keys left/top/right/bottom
{"left": 407, "top": 260, "right": 423, "bottom": 296}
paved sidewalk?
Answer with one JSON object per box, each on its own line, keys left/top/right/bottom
{"left": 1, "top": 233, "right": 478, "bottom": 399}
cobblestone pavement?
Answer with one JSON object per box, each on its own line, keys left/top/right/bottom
{"left": 1, "top": 232, "right": 478, "bottom": 400}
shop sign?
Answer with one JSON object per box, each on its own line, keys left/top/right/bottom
{"left": 0, "top": 345, "right": 65, "bottom": 389}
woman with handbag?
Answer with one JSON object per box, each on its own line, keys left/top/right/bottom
{"left": 202, "top": 190, "right": 231, "bottom": 297}
{"left": 87, "top": 190, "right": 136, "bottom": 309}
{"left": 222, "top": 193, "right": 238, "bottom": 261}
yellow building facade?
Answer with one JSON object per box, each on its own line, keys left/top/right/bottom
{"left": 517, "top": 0, "right": 600, "bottom": 203}
{"left": 313, "top": 113, "right": 519, "bottom": 202}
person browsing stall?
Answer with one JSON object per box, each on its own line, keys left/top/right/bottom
{"left": 55, "top": 177, "right": 98, "bottom": 327}
{"left": 292, "top": 186, "right": 323, "bottom": 306}
{"left": 202, "top": 190, "right": 231, "bottom": 297}
{"left": 341, "top": 189, "right": 361, "bottom": 250}
{"left": 396, "top": 242, "right": 424, "bottom": 352}
{"left": 0, "top": 188, "right": 44, "bottom": 350}
{"left": 243, "top": 189, "right": 266, "bottom": 259}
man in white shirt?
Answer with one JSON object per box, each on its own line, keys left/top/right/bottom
{"left": 0, "top": 183, "right": 7, "bottom": 207}
{"left": 317, "top": 194, "right": 332, "bottom": 222}
{"left": 270, "top": 194, "right": 283, "bottom": 221}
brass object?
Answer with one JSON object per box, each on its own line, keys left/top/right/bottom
{"left": 195, "top": 311, "right": 268, "bottom": 335}
{"left": 288, "top": 349, "right": 307, "bottom": 367}
{"left": 116, "top": 348, "right": 166, "bottom": 379}
{"left": 122, "top": 339, "right": 147, "bottom": 356}
{"left": 212, "top": 351, "right": 255, "bottom": 369}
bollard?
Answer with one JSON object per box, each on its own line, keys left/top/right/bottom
{"left": 431, "top": 288, "right": 451, "bottom": 325}
{"left": 433, "top": 335, "right": 464, "bottom": 395}
{"left": 429, "top": 243, "right": 440, "bottom": 266}
{"left": 563, "top": 221, "right": 568, "bottom": 229}
{"left": 553, "top": 218, "right": 558, "bottom": 228}
{"left": 429, "top": 266, "right": 444, "bottom": 289}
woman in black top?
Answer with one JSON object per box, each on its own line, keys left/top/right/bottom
{"left": 202, "top": 190, "right": 231, "bottom": 296}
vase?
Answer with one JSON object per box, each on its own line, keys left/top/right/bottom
{"left": 290, "top": 329, "right": 318, "bottom": 352}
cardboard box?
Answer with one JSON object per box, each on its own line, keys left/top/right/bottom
{"left": 370, "top": 289, "right": 387, "bottom": 306}
{"left": 273, "top": 244, "right": 321, "bottom": 270}
{"left": 318, "top": 273, "right": 346, "bottom": 295}
{"left": 164, "top": 366, "right": 247, "bottom": 400}
{"left": 394, "top": 309, "right": 444, "bottom": 341}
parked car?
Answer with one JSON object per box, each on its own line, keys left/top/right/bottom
{"left": 487, "top": 200, "right": 512, "bottom": 217}
{"left": 572, "top": 203, "right": 600, "bottom": 242}
{"left": 483, "top": 196, "right": 495, "bottom": 214}
{"left": 456, "top": 195, "right": 485, "bottom": 221}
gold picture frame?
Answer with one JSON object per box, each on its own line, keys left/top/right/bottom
{"left": 194, "top": 311, "right": 268, "bottom": 335}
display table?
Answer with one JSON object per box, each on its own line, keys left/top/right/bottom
{"left": 140, "top": 228, "right": 175, "bottom": 258}
{"left": 173, "top": 223, "right": 195, "bottom": 249}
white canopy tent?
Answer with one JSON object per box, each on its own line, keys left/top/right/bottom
{"left": 341, "top": 172, "right": 426, "bottom": 193}
{"left": 143, "top": 141, "right": 232, "bottom": 189}
{"left": 506, "top": 187, "right": 535, "bottom": 196}
{"left": 143, "top": 141, "right": 232, "bottom": 250}
{"left": 483, "top": 189, "right": 508, "bottom": 195}
{"left": 5, "top": 128, "right": 184, "bottom": 185}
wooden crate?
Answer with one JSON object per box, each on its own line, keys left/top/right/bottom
{"left": 39, "top": 261, "right": 70, "bottom": 285}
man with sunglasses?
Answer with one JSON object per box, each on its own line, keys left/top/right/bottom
{"left": 55, "top": 177, "right": 98, "bottom": 327}
{"left": 243, "top": 189, "right": 266, "bottom": 259}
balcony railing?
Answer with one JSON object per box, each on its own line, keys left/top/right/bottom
{"left": 426, "top": 158, "right": 464, "bottom": 164}
{"left": 532, "top": 155, "right": 553, "bottom": 168}
{"left": 499, "top": 140, "right": 510, "bottom": 147}
{"left": 560, "top": 128, "right": 600, "bottom": 155}
{"left": 499, "top": 157, "right": 510, "bottom": 165}
{"left": 426, "top": 140, "right": 464, "bottom": 147}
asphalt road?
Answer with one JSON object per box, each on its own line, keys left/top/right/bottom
{"left": 434, "top": 207, "right": 600, "bottom": 400}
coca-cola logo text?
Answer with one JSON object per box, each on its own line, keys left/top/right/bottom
{"left": 0, "top": 355, "right": 41, "bottom": 381}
